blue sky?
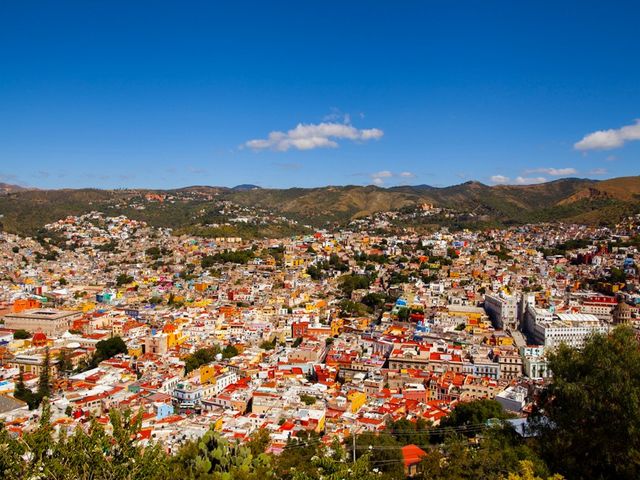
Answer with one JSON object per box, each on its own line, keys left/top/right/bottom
{"left": 1, "top": 1, "right": 638, "bottom": 189}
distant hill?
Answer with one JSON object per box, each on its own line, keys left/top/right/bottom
{"left": 232, "top": 184, "right": 262, "bottom": 191}
{"left": 559, "top": 176, "right": 640, "bottom": 204}
{"left": 0, "top": 176, "right": 638, "bottom": 236}
{"left": 0, "top": 182, "right": 30, "bottom": 194}
{"left": 227, "top": 178, "right": 615, "bottom": 224}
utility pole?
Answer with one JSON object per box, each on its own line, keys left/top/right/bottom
{"left": 352, "top": 423, "right": 356, "bottom": 463}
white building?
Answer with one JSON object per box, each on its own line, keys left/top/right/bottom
{"left": 577, "top": 295, "right": 617, "bottom": 322}
{"left": 520, "top": 345, "right": 548, "bottom": 379}
{"left": 530, "top": 312, "right": 609, "bottom": 349}
{"left": 523, "top": 304, "right": 553, "bottom": 338}
{"left": 172, "top": 371, "right": 238, "bottom": 408}
{"left": 484, "top": 292, "right": 518, "bottom": 330}
{"left": 496, "top": 385, "right": 527, "bottom": 412}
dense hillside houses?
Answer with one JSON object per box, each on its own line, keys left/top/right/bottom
{"left": 0, "top": 210, "right": 639, "bottom": 472}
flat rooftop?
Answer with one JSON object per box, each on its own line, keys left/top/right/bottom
{"left": 3, "top": 308, "right": 80, "bottom": 320}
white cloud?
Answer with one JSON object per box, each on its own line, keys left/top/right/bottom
{"left": 589, "top": 167, "right": 608, "bottom": 175}
{"left": 323, "top": 108, "right": 351, "bottom": 124}
{"left": 370, "top": 170, "right": 393, "bottom": 186}
{"left": 490, "top": 175, "right": 510, "bottom": 184}
{"left": 491, "top": 174, "right": 551, "bottom": 185}
{"left": 575, "top": 119, "right": 640, "bottom": 151}
{"left": 245, "top": 121, "right": 383, "bottom": 152}
{"left": 515, "top": 176, "right": 547, "bottom": 185}
{"left": 369, "top": 170, "right": 415, "bottom": 186}
{"left": 524, "top": 167, "right": 577, "bottom": 176}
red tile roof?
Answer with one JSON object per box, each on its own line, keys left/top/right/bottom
{"left": 401, "top": 444, "right": 427, "bottom": 467}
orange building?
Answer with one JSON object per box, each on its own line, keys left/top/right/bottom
{"left": 12, "top": 298, "right": 41, "bottom": 313}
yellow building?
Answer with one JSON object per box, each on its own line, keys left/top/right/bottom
{"left": 355, "top": 317, "right": 370, "bottom": 331}
{"left": 331, "top": 318, "right": 344, "bottom": 336}
{"left": 199, "top": 364, "right": 218, "bottom": 385}
{"left": 128, "top": 345, "right": 143, "bottom": 358}
{"left": 162, "top": 323, "right": 188, "bottom": 349}
{"left": 284, "top": 255, "right": 305, "bottom": 268}
{"left": 348, "top": 391, "right": 367, "bottom": 414}
{"left": 213, "top": 416, "right": 224, "bottom": 431}
{"left": 81, "top": 301, "right": 96, "bottom": 313}
{"left": 446, "top": 305, "right": 486, "bottom": 322}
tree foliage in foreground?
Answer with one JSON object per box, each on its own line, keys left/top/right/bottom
{"left": 4, "top": 327, "right": 640, "bottom": 479}
{"left": 1, "top": 402, "right": 560, "bottom": 480}
{"left": 167, "top": 428, "right": 275, "bottom": 480}
{"left": 535, "top": 325, "right": 640, "bottom": 480}
{"left": 0, "top": 403, "right": 167, "bottom": 480}
{"left": 418, "top": 428, "right": 554, "bottom": 480}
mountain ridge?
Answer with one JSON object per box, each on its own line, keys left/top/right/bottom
{"left": 0, "top": 176, "right": 638, "bottom": 236}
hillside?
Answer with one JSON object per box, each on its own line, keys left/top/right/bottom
{"left": 228, "top": 185, "right": 420, "bottom": 223}
{"left": 0, "top": 182, "right": 30, "bottom": 194}
{"left": 559, "top": 176, "right": 640, "bottom": 204}
{"left": 0, "top": 176, "right": 638, "bottom": 236}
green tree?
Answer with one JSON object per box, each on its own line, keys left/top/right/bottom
{"left": 246, "top": 428, "right": 271, "bottom": 457}
{"left": 607, "top": 267, "right": 627, "bottom": 284}
{"left": 275, "top": 432, "right": 323, "bottom": 479}
{"left": 535, "top": 326, "right": 640, "bottom": 480}
{"left": 0, "top": 422, "right": 23, "bottom": 479}
{"left": 222, "top": 344, "right": 239, "bottom": 359}
{"left": 259, "top": 339, "right": 276, "bottom": 350}
{"left": 36, "top": 347, "right": 51, "bottom": 402}
{"left": 95, "top": 336, "right": 127, "bottom": 362}
{"left": 13, "top": 370, "right": 35, "bottom": 409}
{"left": 419, "top": 428, "right": 551, "bottom": 480}
{"left": 168, "top": 427, "right": 275, "bottom": 479}
{"left": 201, "top": 249, "right": 255, "bottom": 267}
{"left": 387, "top": 417, "right": 431, "bottom": 446}
{"left": 290, "top": 453, "right": 383, "bottom": 480}
{"left": 184, "top": 345, "right": 221, "bottom": 374}
{"left": 57, "top": 348, "right": 74, "bottom": 376}
{"left": 440, "top": 399, "right": 509, "bottom": 429}
{"left": 339, "top": 299, "right": 371, "bottom": 317}
{"left": 0, "top": 401, "right": 168, "bottom": 480}
{"left": 306, "top": 265, "right": 324, "bottom": 280}
{"left": 346, "top": 431, "right": 404, "bottom": 478}
{"left": 429, "top": 399, "right": 511, "bottom": 444}
{"left": 75, "top": 335, "right": 130, "bottom": 371}
{"left": 13, "top": 329, "right": 30, "bottom": 340}
{"left": 299, "top": 394, "right": 316, "bottom": 406}
{"left": 362, "top": 292, "right": 389, "bottom": 310}
{"left": 396, "top": 307, "right": 410, "bottom": 322}
{"left": 338, "top": 273, "right": 371, "bottom": 297}
{"left": 116, "top": 273, "right": 134, "bottom": 286}
{"left": 505, "top": 461, "right": 564, "bottom": 480}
